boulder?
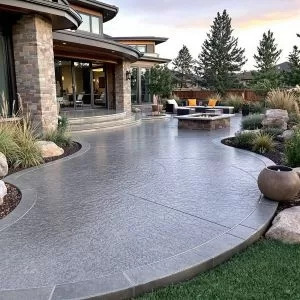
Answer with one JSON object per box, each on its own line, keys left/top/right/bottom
{"left": 277, "top": 130, "right": 294, "bottom": 142}
{"left": 266, "top": 206, "right": 300, "bottom": 243}
{"left": 36, "top": 141, "right": 64, "bottom": 159}
{"left": 262, "top": 109, "right": 289, "bottom": 130}
{"left": 0, "top": 180, "right": 7, "bottom": 205}
{"left": 0, "top": 152, "right": 8, "bottom": 177}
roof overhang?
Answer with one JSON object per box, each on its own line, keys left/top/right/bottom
{"left": 112, "top": 36, "right": 168, "bottom": 45}
{"left": 140, "top": 56, "right": 171, "bottom": 64}
{"left": 68, "top": 0, "right": 118, "bottom": 22}
{"left": 53, "top": 30, "right": 143, "bottom": 63}
{"left": 0, "top": 0, "right": 82, "bottom": 30}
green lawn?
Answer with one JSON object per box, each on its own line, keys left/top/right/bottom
{"left": 136, "top": 240, "right": 300, "bottom": 300}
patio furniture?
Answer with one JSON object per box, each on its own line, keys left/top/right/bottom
{"left": 177, "top": 107, "right": 190, "bottom": 116}
{"left": 166, "top": 99, "right": 179, "bottom": 114}
{"left": 188, "top": 99, "right": 197, "bottom": 106}
{"left": 76, "top": 93, "right": 84, "bottom": 107}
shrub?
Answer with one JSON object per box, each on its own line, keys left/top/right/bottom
{"left": 44, "top": 116, "right": 72, "bottom": 148}
{"left": 249, "top": 101, "right": 265, "bottom": 114}
{"left": 13, "top": 116, "right": 43, "bottom": 168}
{"left": 234, "top": 131, "right": 257, "bottom": 149}
{"left": 252, "top": 132, "right": 275, "bottom": 154}
{"left": 261, "top": 127, "right": 284, "bottom": 137}
{"left": 222, "top": 94, "right": 244, "bottom": 113}
{"left": 284, "top": 130, "right": 300, "bottom": 167}
{"left": 242, "top": 114, "right": 264, "bottom": 130}
{"left": 266, "top": 89, "right": 299, "bottom": 115}
{"left": 0, "top": 123, "right": 20, "bottom": 164}
{"left": 288, "top": 113, "right": 300, "bottom": 128}
{"left": 207, "top": 93, "right": 222, "bottom": 103}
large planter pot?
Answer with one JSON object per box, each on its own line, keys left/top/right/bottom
{"left": 258, "top": 165, "right": 300, "bottom": 201}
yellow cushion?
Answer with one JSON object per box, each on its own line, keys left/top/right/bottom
{"left": 208, "top": 99, "right": 217, "bottom": 107}
{"left": 188, "top": 99, "right": 197, "bottom": 106}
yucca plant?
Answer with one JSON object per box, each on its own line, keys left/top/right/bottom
{"left": 266, "top": 89, "right": 299, "bottom": 115}
{"left": 252, "top": 132, "right": 275, "bottom": 154}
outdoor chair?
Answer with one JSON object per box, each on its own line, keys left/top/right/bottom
{"left": 166, "top": 99, "right": 179, "bottom": 114}
{"left": 188, "top": 99, "right": 197, "bottom": 106}
{"left": 207, "top": 99, "right": 217, "bottom": 107}
{"left": 76, "top": 93, "right": 84, "bottom": 107}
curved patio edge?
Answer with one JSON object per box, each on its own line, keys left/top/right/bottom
{"left": 1, "top": 139, "right": 90, "bottom": 233}
{"left": 0, "top": 135, "right": 279, "bottom": 300}
{"left": 0, "top": 197, "right": 278, "bottom": 300}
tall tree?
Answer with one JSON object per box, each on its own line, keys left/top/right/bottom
{"left": 254, "top": 30, "right": 282, "bottom": 72}
{"left": 252, "top": 30, "right": 283, "bottom": 92}
{"left": 198, "top": 10, "right": 247, "bottom": 94}
{"left": 285, "top": 45, "right": 300, "bottom": 86}
{"left": 172, "top": 45, "right": 193, "bottom": 88}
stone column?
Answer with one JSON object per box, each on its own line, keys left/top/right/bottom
{"left": 115, "top": 61, "right": 131, "bottom": 113}
{"left": 12, "top": 14, "right": 57, "bottom": 132}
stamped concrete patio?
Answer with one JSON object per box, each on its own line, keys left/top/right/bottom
{"left": 1, "top": 116, "right": 277, "bottom": 300}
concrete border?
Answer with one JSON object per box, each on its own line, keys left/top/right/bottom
{"left": 0, "top": 136, "right": 279, "bottom": 300}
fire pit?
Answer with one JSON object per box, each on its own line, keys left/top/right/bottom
{"left": 175, "top": 112, "right": 235, "bottom": 130}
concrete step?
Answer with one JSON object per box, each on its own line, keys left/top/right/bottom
{"left": 68, "top": 112, "right": 127, "bottom": 125}
{"left": 70, "top": 115, "right": 141, "bottom": 132}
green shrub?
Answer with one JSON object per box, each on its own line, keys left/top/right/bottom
{"left": 241, "top": 114, "right": 264, "bottom": 130}
{"left": 249, "top": 102, "right": 265, "bottom": 114}
{"left": 44, "top": 116, "right": 72, "bottom": 148}
{"left": 252, "top": 132, "right": 275, "bottom": 154}
{"left": 13, "top": 117, "right": 43, "bottom": 168}
{"left": 261, "top": 127, "right": 284, "bottom": 137}
{"left": 284, "top": 130, "right": 300, "bottom": 167}
{"left": 0, "top": 123, "right": 20, "bottom": 165}
{"left": 222, "top": 94, "right": 244, "bottom": 113}
{"left": 234, "top": 131, "right": 257, "bottom": 149}
{"left": 288, "top": 113, "right": 300, "bottom": 128}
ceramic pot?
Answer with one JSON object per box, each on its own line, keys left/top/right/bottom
{"left": 258, "top": 165, "right": 300, "bottom": 201}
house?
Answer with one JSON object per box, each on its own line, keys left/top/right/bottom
{"left": 0, "top": 0, "right": 170, "bottom": 131}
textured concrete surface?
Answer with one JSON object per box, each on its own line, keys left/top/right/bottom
{"left": 1, "top": 116, "right": 277, "bottom": 299}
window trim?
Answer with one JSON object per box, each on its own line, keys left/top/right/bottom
{"left": 77, "top": 12, "right": 103, "bottom": 36}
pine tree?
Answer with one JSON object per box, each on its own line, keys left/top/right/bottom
{"left": 254, "top": 30, "right": 282, "bottom": 72}
{"left": 198, "top": 10, "right": 247, "bottom": 94}
{"left": 285, "top": 45, "right": 300, "bottom": 86}
{"left": 172, "top": 45, "right": 193, "bottom": 88}
{"left": 252, "top": 30, "right": 283, "bottom": 91}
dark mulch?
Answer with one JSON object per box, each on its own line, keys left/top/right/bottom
{"left": 2, "top": 142, "right": 81, "bottom": 218}
{"left": 7, "top": 142, "right": 81, "bottom": 176}
{"left": 0, "top": 183, "right": 22, "bottom": 219}
{"left": 221, "top": 137, "right": 284, "bottom": 165}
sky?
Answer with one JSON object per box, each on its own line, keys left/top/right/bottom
{"left": 103, "top": 0, "right": 300, "bottom": 71}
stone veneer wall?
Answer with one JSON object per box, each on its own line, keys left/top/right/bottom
{"left": 12, "top": 14, "right": 57, "bottom": 132}
{"left": 178, "top": 118, "right": 230, "bottom": 130}
{"left": 115, "top": 61, "right": 131, "bottom": 113}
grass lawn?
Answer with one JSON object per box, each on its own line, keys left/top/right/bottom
{"left": 136, "top": 239, "right": 300, "bottom": 300}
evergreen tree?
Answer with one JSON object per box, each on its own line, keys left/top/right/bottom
{"left": 285, "top": 45, "right": 300, "bottom": 86}
{"left": 198, "top": 10, "right": 247, "bottom": 94}
{"left": 172, "top": 45, "right": 193, "bottom": 88}
{"left": 252, "top": 30, "right": 283, "bottom": 92}
{"left": 254, "top": 30, "right": 282, "bottom": 72}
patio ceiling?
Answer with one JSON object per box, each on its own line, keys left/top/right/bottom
{"left": 53, "top": 30, "right": 142, "bottom": 63}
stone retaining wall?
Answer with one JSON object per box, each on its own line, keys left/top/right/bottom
{"left": 178, "top": 118, "right": 230, "bottom": 130}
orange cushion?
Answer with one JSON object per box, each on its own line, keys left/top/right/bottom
{"left": 208, "top": 99, "right": 217, "bottom": 107}
{"left": 188, "top": 99, "right": 197, "bottom": 106}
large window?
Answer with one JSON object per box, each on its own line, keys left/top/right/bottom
{"left": 78, "top": 13, "right": 103, "bottom": 35}
{"left": 129, "top": 45, "right": 146, "bottom": 53}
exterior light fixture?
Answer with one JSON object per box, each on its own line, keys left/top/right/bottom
{"left": 126, "top": 70, "right": 131, "bottom": 80}
{"left": 62, "top": 76, "right": 64, "bottom": 81}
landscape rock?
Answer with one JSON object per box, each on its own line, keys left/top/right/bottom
{"left": 0, "top": 180, "right": 7, "bottom": 205}
{"left": 266, "top": 206, "right": 300, "bottom": 243}
{"left": 262, "top": 109, "right": 289, "bottom": 130}
{"left": 132, "top": 107, "right": 141, "bottom": 113}
{"left": 277, "top": 130, "right": 294, "bottom": 142}
{"left": 242, "top": 129, "right": 261, "bottom": 135}
{"left": 36, "top": 141, "right": 64, "bottom": 159}
{"left": 0, "top": 152, "right": 8, "bottom": 177}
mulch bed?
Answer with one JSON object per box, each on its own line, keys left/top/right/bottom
{"left": 1, "top": 142, "right": 81, "bottom": 219}
{"left": 0, "top": 183, "right": 22, "bottom": 220}
{"left": 221, "top": 137, "right": 300, "bottom": 213}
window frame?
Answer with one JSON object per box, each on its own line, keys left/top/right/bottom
{"left": 78, "top": 13, "right": 103, "bottom": 36}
